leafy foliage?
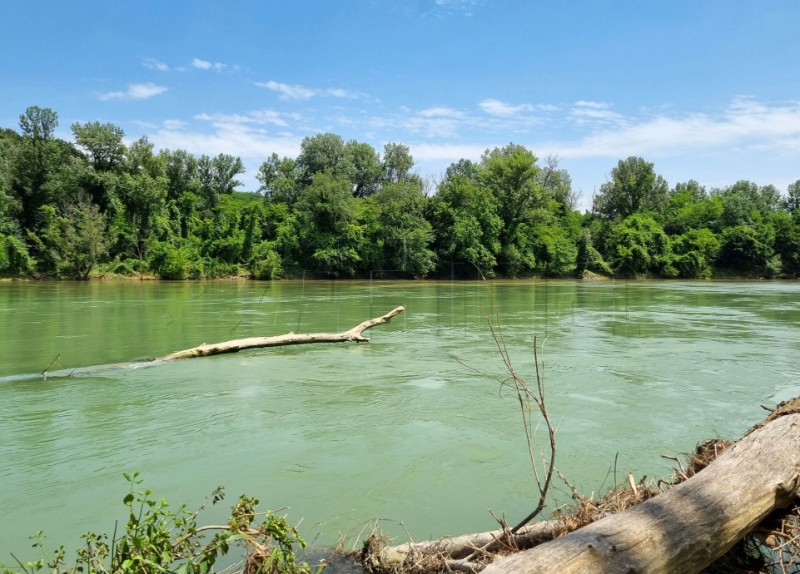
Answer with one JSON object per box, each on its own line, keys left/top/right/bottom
{"left": 2, "top": 104, "right": 800, "bottom": 280}
{"left": 1, "top": 473, "right": 323, "bottom": 574}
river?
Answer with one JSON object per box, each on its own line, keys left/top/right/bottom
{"left": 1, "top": 279, "right": 799, "bottom": 562}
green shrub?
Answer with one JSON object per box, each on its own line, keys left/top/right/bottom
{"left": 1, "top": 473, "right": 323, "bottom": 574}
{"left": 148, "top": 242, "right": 191, "bottom": 280}
{"left": 250, "top": 242, "right": 283, "bottom": 279}
{"left": 0, "top": 234, "right": 35, "bottom": 275}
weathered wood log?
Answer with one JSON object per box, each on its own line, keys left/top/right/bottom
{"left": 152, "top": 306, "right": 405, "bottom": 361}
{"left": 362, "top": 519, "right": 565, "bottom": 573}
{"left": 482, "top": 410, "right": 800, "bottom": 574}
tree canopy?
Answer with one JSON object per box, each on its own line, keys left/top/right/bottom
{"left": 2, "top": 105, "right": 799, "bottom": 280}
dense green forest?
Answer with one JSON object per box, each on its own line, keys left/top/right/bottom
{"left": 1, "top": 105, "right": 799, "bottom": 280}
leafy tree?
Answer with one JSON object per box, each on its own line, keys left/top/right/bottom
{"left": 670, "top": 228, "right": 720, "bottom": 278}
{"left": 480, "top": 144, "right": 542, "bottom": 227}
{"left": 530, "top": 223, "right": 578, "bottom": 277}
{"left": 71, "top": 121, "right": 126, "bottom": 172}
{"left": 661, "top": 183, "right": 722, "bottom": 235}
{"left": 0, "top": 234, "right": 35, "bottom": 275}
{"left": 160, "top": 148, "right": 200, "bottom": 201}
{"left": 117, "top": 170, "right": 168, "bottom": 261}
{"left": 147, "top": 240, "right": 192, "bottom": 279}
{"left": 715, "top": 180, "right": 782, "bottom": 229}
{"left": 479, "top": 143, "right": 547, "bottom": 275}
{"left": 717, "top": 224, "right": 777, "bottom": 276}
{"left": 371, "top": 181, "right": 435, "bottom": 276}
{"left": 125, "top": 136, "right": 165, "bottom": 179}
{"left": 0, "top": 134, "right": 21, "bottom": 234}
{"left": 593, "top": 156, "right": 669, "bottom": 220}
{"left": 296, "top": 133, "right": 351, "bottom": 186}
{"left": 428, "top": 166, "right": 502, "bottom": 275}
{"left": 249, "top": 240, "right": 283, "bottom": 279}
{"left": 786, "top": 180, "right": 800, "bottom": 214}
{"left": 257, "top": 152, "right": 300, "bottom": 204}
{"left": 383, "top": 142, "right": 415, "bottom": 184}
{"left": 444, "top": 158, "right": 479, "bottom": 181}
{"left": 575, "top": 228, "right": 612, "bottom": 277}
{"left": 539, "top": 155, "right": 579, "bottom": 214}
{"left": 604, "top": 213, "right": 671, "bottom": 276}
{"left": 18, "top": 105, "right": 58, "bottom": 141}
{"left": 346, "top": 140, "right": 383, "bottom": 198}
{"left": 769, "top": 211, "right": 800, "bottom": 277}
{"left": 33, "top": 200, "right": 109, "bottom": 279}
{"left": 197, "top": 153, "right": 245, "bottom": 211}
{"left": 295, "top": 171, "right": 363, "bottom": 276}
{"left": 672, "top": 179, "right": 707, "bottom": 201}
{"left": 12, "top": 111, "right": 87, "bottom": 232}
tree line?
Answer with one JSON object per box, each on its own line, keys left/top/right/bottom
{"left": 1, "top": 105, "right": 799, "bottom": 280}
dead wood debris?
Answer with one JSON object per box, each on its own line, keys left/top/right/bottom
{"left": 358, "top": 434, "right": 800, "bottom": 574}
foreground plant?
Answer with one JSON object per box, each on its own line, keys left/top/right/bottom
{"left": 2, "top": 472, "right": 324, "bottom": 574}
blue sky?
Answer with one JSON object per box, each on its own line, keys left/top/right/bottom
{"left": 3, "top": 0, "right": 800, "bottom": 209}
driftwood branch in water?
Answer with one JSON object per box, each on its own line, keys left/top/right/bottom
{"left": 483, "top": 406, "right": 800, "bottom": 574}
{"left": 152, "top": 306, "right": 405, "bottom": 361}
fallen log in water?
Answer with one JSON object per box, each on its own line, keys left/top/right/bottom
{"left": 151, "top": 306, "right": 405, "bottom": 361}
{"left": 363, "top": 398, "right": 800, "bottom": 574}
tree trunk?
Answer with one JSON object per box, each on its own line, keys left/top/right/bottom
{"left": 483, "top": 409, "right": 800, "bottom": 574}
{"left": 151, "top": 306, "right": 405, "bottom": 361}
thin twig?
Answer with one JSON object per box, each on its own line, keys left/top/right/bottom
{"left": 42, "top": 353, "right": 61, "bottom": 379}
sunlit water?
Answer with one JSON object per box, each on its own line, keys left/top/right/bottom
{"left": 1, "top": 279, "right": 799, "bottom": 563}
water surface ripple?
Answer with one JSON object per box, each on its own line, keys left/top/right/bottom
{"left": 1, "top": 279, "right": 799, "bottom": 557}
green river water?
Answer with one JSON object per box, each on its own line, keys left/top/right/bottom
{"left": 1, "top": 279, "right": 799, "bottom": 561}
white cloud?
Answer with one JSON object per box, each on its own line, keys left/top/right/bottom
{"left": 192, "top": 58, "right": 226, "bottom": 71}
{"left": 194, "top": 109, "right": 295, "bottom": 128}
{"left": 143, "top": 58, "right": 169, "bottom": 72}
{"left": 569, "top": 100, "right": 626, "bottom": 127}
{"left": 99, "top": 82, "right": 168, "bottom": 101}
{"left": 479, "top": 98, "right": 536, "bottom": 117}
{"left": 255, "top": 80, "right": 365, "bottom": 101}
{"left": 256, "top": 80, "right": 316, "bottom": 101}
{"left": 410, "top": 142, "right": 486, "bottom": 162}
{"left": 548, "top": 97, "right": 800, "bottom": 160}
{"left": 433, "top": 0, "right": 482, "bottom": 15}
{"left": 162, "top": 119, "right": 186, "bottom": 130}
{"left": 419, "top": 106, "right": 465, "bottom": 118}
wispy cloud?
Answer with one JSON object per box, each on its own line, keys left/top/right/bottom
{"left": 143, "top": 58, "right": 170, "bottom": 72}
{"left": 551, "top": 97, "right": 800, "bottom": 159}
{"left": 255, "top": 80, "right": 365, "bottom": 101}
{"left": 99, "top": 82, "right": 168, "bottom": 101}
{"left": 192, "top": 57, "right": 228, "bottom": 71}
{"left": 256, "top": 81, "right": 316, "bottom": 101}
{"left": 479, "top": 98, "right": 557, "bottom": 118}
{"left": 568, "top": 100, "right": 626, "bottom": 127}
{"left": 433, "top": 0, "right": 482, "bottom": 16}
{"left": 194, "top": 109, "right": 300, "bottom": 129}
{"left": 480, "top": 99, "right": 533, "bottom": 117}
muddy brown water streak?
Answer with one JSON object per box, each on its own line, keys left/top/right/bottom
{"left": 1, "top": 280, "right": 799, "bottom": 561}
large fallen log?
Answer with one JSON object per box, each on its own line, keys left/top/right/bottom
{"left": 483, "top": 403, "right": 800, "bottom": 574}
{"left": 152, "top": 306, "right": 405, "bottom": 361}
{"left": 361, "top": 399, "right": 800, "bottom": 574}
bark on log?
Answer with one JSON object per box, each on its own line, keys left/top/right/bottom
{"left": 482, "top": 411, "right": 800, "bottom": 574}
{"left": 363, "top": 520, "right": 565, "bottom": 572}
{"left": 151, "top": 306, "right": 405, "bottom": 361}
